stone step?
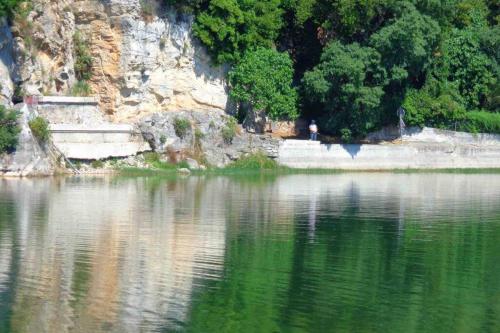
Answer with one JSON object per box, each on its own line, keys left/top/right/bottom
{"left": 281, "top": 139, "right": 321, "bottom": 147}
{"left": 50, "top": 124, "right": 134, "bottom": 133}
{"left": 37, "top": 96, "right": 99, "bottom": 105}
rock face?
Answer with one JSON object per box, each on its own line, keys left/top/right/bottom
{"left": 139, "top": 111, "right": 281, "bottom": 167}
{"left": 0, "top": 104, "right": 56, "bottom": 176}
{"left": 0, "top": 19, "right": 16, "bottom": 107}
{"left": 3, "top": 0, "right": 229, "bottom": 120}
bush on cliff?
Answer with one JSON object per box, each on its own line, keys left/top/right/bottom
{"left": 173, "top": 117, "right": 191, "bottom": 139}
{"left": 0, "top": 0, "right": 25, "bottom": 18}
{"left": 28, "top": 116, "right": 50, "bottom": 142}
{"left": 0, "top": 105, "right": 20, "bottom": 154}
{"left": 73, "top": 31, "right": 93, "bottom": 82}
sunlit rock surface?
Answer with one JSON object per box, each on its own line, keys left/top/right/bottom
{"left": 3, "top": 0, "right": 228, "bottom": 119}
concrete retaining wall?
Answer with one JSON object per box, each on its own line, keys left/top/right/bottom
{"left": 31, "top": 96, "right": 151, "bottom": 160}
{"left": 278, "top": 140, "right": 500, "bottom": 170}
{"left": 50, "top": 124, "right": 150, "bottom": 160}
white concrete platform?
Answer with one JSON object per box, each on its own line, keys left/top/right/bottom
{"left": 50, "top": 124, "right": 151, "bottom": 159}
{"left": 278, "top": 140, "right": 500, "bottom": 170}
{"left": 38, "top": 96, "right": 99, "bottom": 105}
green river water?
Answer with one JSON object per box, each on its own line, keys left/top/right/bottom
{"left": 0, "top": 173, "right": 499, "bottom": 333}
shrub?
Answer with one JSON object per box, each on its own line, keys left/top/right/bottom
{"left": 221, "top": 117, "right": 237, "bottom": 144}
{"left": 159, "top": 135, "right": 167, "bottom": 145}
{"left": 226, "top": 151, "right": 279, "bottom": 170}
{"left": 459, "top": 111, "right": 500, "bottom": 134}
{"left": 144, "top": 151, "right": 161, "bottom": 164}
{"left": 402, "top": 84, "right": 467, "bottom": 129}
{"left": 91, "top": 160, "right": 104, "bottom": 168}
{"left": 140, "top": 0, "right": 154, "bottom": 20}
{"left": 13, "top": 85, "right": 25, "bottom": 103}
{"left": 71, "top": 80, "right": 92, "bottom": 97}
{"left": 0, "top": 0, "right": 25, "bottom": 18}
{"left": 0, "top": 106, "right": 20, "bottom": 154}
{"left": 173, "top": 117, "right": 190, "bottom": 138}
{"left": 73, "top": 31, "right": 93, "bottom": 81}
{"left": 28, "top": 116, "right": 50, "bottom": 142}
{"left": 340, "top": 128, "right": 352, "bottom": 143}
{"left": 229, "top": 48, "right": 298, "bottom": 121}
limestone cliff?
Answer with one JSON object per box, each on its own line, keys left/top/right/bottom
{"left": 1, "top": 0, "right": 228, "bottom": 120}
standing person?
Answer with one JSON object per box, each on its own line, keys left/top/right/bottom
{"left": 309, "top": 120, "right": 318, "bottom": 141}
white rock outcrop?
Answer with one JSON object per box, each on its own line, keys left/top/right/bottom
{"left": 3, "top": 0, "right": 228, "bottom": 120}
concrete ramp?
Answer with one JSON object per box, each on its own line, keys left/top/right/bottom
{"left": 278, "top": 139, "right": 500, "bottom": 170}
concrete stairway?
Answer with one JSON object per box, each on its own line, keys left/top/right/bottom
{"left": 50, "top": 124, "right": 150, "bottom": 160}
{"left": 32, "top": 96, "right": 151, "bottom": 160}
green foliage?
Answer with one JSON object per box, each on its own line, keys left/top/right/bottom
{"left": 159, "top": 134, "right": 167, "bottom": 145}
{"left": 0, "top": 0, "right": 25, "bottom": 18}
{"left": 0, "top": 105, "right": 20, "bottom": 154}
{"left": 459, "top": 111, "right": 500, "bottom": 134}
{"left": 402, "top": 82, "right": 467, "bottom": 128}
{"left": 192, "top": 0, "right": 284, "bottom": 64}
{"left": 302, "top": 41, "right": 386, "bottom": 137}
{"left": 143, "top": 151, "right": 191, "bottom": 170}
{"left": 140, "top": 0, "right": 154, "bottom": 18}
{"left": 144, "top": 152, "right": 161, "bottom": 164}
{"left": 162, "top": 1, "right": 499, "bottom": 135}
{"left": 437, "top": 26, "right": 497, "bottom": 109}
{"left": 73, "top": 31, "right": 92, "bottom": 82}
{"left": 71, "top": 80, "right": 92, "bottom": 97}
{"left": 370, "top": 4, "right": 441, "bottom": 84}
{"left": 221, "top": 117, "right": 238, "bottom": 144}
{"left": 173, "top": 117, "right": 191, "bottom": 138}
{"left": 164, "top": 0, "right": 207, "bottom": 13}
{"left": 340, "top": 128, "right": 352, "bottom": 143}
{"left": 28, "top": 116, "right": 50, "bottom": 142}
{"left": 229, "top": 48, "right": 298, "bottom": 120}
{"left": 226, "top": 151, "right": 279, "bottom": 169}
{"left": 12, "top": 85, "right": 25, "bottom": 103}
{"left": 91, "top": 160, "right": 104, "bottom": 168}
{"left": 317, "top": 0, "right": 397, "bottom": 42}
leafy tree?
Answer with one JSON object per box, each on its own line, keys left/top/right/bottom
{"left": 164, "top": 0, "right": 208, "bottom": 13}
{"left": 192, "top": 0, "right": 284, "bottom": 64}
{"left": 0, "top": 105, "right": 20, "bottom": 154}
{"left": 438, "top": 27, "right": 497, "bottom": 109}
{"left": 370, "top": 4, "right": 441, "bottom": 85}
{"left": 302, "top": 41, "right": 386, "bottom": 137}
{"left": 402, "top": 80, "right": 466, "bottom": 128}
{"left": 228, "top": 48, "right": 298, "bottom": 120}
{"left": 0, "top": 0, "right": 24, "bottom": 17}
{"left": 297, "top": 0, "right": 398, "bottom": 45}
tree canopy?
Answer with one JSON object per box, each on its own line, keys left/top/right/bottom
{"left": 0, "top": 0, "right": 24, "bottom": 17}
{"left": 177, "top": 0, "right": 499, "bottom": 136}
{"left": 229, "top": 48, "right": 298, "bottom": 120}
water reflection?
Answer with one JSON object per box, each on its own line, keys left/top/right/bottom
{"left": 0, "top": 174, "right": 499, "bottom": 333}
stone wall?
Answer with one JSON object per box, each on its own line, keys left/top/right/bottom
{"left": 279, "top": 138, "right": 500, "bottom": 170}
{"left": 35, "top": 96, "right": 151, "bottom": 160}
{"left": 139, "top": 110, "right": 281, "bottom": 167}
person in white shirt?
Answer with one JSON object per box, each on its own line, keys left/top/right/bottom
{"left": 309, "top": 120, "right": 318, "bottom": 141}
